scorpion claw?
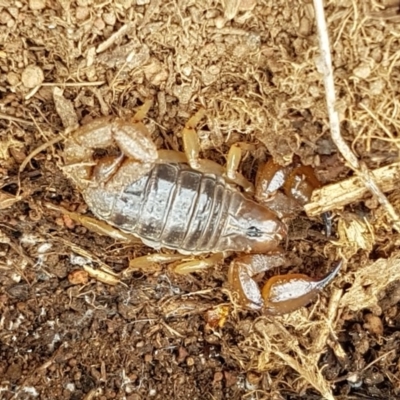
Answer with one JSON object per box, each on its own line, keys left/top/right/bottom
{"left": 228, "top": 262, "right": 263, "bottom": 310}
{"left": 261, "top": 260, "right": 343, "bottom": 315}
{"left": 229, "top": 256, "right": 342, "bottom": 315}
{"left": 228, "top": 253, "right": 286, "bottom": 311}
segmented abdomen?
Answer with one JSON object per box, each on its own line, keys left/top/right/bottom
{"left": 90, "top": 163, "right": 236, "bottom": 253}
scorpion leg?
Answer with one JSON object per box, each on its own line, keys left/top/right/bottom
{"left": 225, "top": 142, "right": 255, "bottom": 180}
{"left": 65, "top": 100, "right": 155, "bottom": 163}
{"left": 125, "top": 252, "right": 225, "bottom": 276}
{"left": 173, "top": 253, "right": 226, "bottom": 274}
{"left": 181, "top": 110, "right": 254, "bottom": 192}
{"left": 229, "top": 254, "right": 342, "bottom": 314}
{"left": 157, "top": 149, "right": 187, "bottom": 164}
{"left": 181, "top": 109, "right": 206, "bottom": 170}
{"left": 124, "top": 253, "right": 189, "bottom": 275}
{"left": 44, "top": 203, "right": 141, "bottom": 243}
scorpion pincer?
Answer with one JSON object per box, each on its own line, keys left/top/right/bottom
{"left": 62, "top": 100, "right": 341, "bottom": 315}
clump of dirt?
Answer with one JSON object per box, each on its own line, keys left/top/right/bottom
{"left": 1, "top": 1, "right": 400, "bottom": 399}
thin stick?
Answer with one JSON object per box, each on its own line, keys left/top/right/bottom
{"left": 312, "top": 0, "right": 400, "bottom": 231}
{"left": 96, "top": 23, "right": 132, "bottom": 53}
{"left": 42, "top": 81, "right": 105, "bottom": 87}
{"left": 0, "top": 112, "right": 34, "bottom": 125}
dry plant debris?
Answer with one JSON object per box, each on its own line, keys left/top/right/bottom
{"left": 341, "top": 257, "right": 400, "bottom": 313}
{"left": 1, "top": 1, "right": 400, "bottom": 399}
{"left": 312, "top": 0, "right": 400, "bottom": 233}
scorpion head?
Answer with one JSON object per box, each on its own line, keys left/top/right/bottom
{"left": 222, "top": 199, "right": 287, "bottom": 253}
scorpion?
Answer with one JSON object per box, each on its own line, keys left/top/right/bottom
{"left": 61, "top": 100, "right": 341, "bottom": 315}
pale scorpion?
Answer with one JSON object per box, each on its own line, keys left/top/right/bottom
{"left": 61, "top": 100, "right": 340, "bottom": 315}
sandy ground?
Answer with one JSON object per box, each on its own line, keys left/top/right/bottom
{"left": 1, "top": 0, "right": 400, "bottom": 399}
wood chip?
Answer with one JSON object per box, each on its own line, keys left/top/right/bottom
{"left": 305, "top": 162, "right": 400, "bottom": 216}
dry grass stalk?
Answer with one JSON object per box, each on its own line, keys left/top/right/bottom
{"left": 310, "top": 287, "right": 343, "bottom": 361}
{"left": 0, "top": 112, "right": 34, "bottom": 125}
{"left": 275, "top": 351, "right": 334, "bottom": 400}
{"left": 241, "top": 309, "right": 347, "bottom": 399}
{"left": 252, "top": 318, "right": 335, "bottom": 400}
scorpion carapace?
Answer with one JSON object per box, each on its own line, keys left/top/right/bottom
{"left": 62, "top": 100, "right": 341, "bottom": 315}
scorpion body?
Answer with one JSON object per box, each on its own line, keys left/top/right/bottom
{"left": 85, "top": 162, "right": 284, "bottom": 255}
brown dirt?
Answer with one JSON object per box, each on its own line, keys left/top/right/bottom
{"left": 1, "top": 1, "right": 400, "bottom": 399}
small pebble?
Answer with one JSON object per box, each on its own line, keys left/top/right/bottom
{"left": 94, "top": 17, "right": 105, "bottom": 30}
{"left": 177, "top": 346, "right": 188, "bottom": 363}
{"left": 246, "top": 371, "right": 262, "bottom": 386}
{"left": 68, "top": 358, "right": 77, "bottom": 367}
{"left": 213, "top": 371, "right": 223, "bottom": 384}
{"left": 0, "top": 10, "right": 12, "bottom": 25}
{"left": 224, "top": 371, "right": 238, "bottom": 387}
{"left": 364, "top": 313, "right": 384, "bottom": 336}
{"left": 21, "top": 65, "right": 44, "bottom": 88}
{"left": 353, "top": 64, "right": 371, "bottom": 80}
{"left": 186, "top": 356, "right": 194, "bottom": 366}
{"left": 7, "top": 72, "right": 20, "bottom": 86}
{"left": 76, "top": 6, "right": 89, "bottom": 20}
{"left": 8, "top": 7, "right": 19, "bottom": 19}
{"left": 68, "top": 270, "right": 89, "bottom": 285}
{"left": 29, "top": 0, "right": 46, "bottom": 10}
{"left": 103, "top": 12, "right": 116, "bottom": 26}
{"left": 126, "top": 395, "right": 141, "bottom": 400}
